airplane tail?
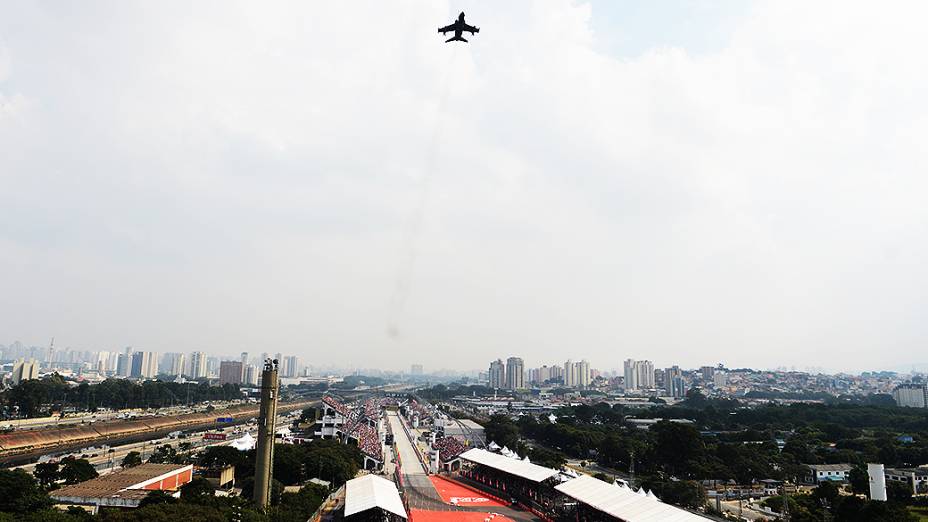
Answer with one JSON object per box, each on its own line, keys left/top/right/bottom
{"left": 445, "top": 35, "right": 468, "bottom": 43}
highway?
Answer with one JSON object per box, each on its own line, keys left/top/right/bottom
{"left": 13, "top": 410, "right": 295, "bottom": 475}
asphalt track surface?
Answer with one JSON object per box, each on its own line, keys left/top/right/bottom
{"left": 387, "top": 411, "right": 540, "bottom": 522}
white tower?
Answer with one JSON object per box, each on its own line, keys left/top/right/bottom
{"left": 868, "top": 463, "right": 887, "bottom": 501}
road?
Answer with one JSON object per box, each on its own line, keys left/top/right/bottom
{"left": 13, "top": 412, "right": 293, "bottom": 475}
{"left": 387, "top": 411, "right": 425, "bottom": 475}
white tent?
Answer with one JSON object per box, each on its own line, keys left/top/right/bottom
{"left": 344, "top": 475, "right": 408, "bottom": 519}
{"left": 230, "top": 432, "right": 256, "bottom": 451}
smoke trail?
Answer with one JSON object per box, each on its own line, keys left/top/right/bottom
{"left": 387, "top": 45, "right": 460, "bottom": 340}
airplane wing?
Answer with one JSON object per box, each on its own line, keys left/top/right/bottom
{"left": 463, "top": 23, "right": 479, "bottom": 34}
{"left": 438, "top": 24, "right": 455, "bottom": 34}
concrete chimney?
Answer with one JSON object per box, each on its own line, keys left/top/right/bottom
{"left": 254, "top": 358, "right": 279, "bottom": 509}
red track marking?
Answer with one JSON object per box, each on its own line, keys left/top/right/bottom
{"left": 428, "top": 476, "right": 506, "bottom": 507}
{"left": 411, "top": 509, "right": 513, "bottom": 522}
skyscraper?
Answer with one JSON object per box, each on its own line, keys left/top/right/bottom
{"left": 664, "top": 365, "right": 685, "bottom": 398}
{"left": 410, "top": 364, "right": 423, "bottom": 376}
{"left": 189, "top": 351, "right": 207, "bottom": 379}
{"left": 161, "top": 353, "right": 186, "bottom": 377}
{"left": 488, "top": 359, "right": 505, "bottom": 389}
{"left": 506, "top": 357, "right": 524, "bottom": 390}
{"left": 219, "top": 361, "right": 244, "bottom": 385}
{"left": 624, "top": 359, "right": 654, "bottom": 391}
{"left": 130, "top": 351, "right": 158, "bottom": 379}
{"left": 282, "top": 355, "right": 299, "bottom": 378}
{"left": 244, "top": 364, "right": 258, "bottom": 385}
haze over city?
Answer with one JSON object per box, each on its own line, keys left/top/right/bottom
{"left": 3, "top": 1, "right": 928, "bottom": 373}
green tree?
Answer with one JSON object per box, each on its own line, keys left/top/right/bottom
{"left": 484, "top": 415, "right": 519, "bottom": 450}
{"left": 272, "top": 444, "right": 307, "bottom": 485}
{"left": 848, "top": 465, "right": 870, "bottom": 495}
{"left": 138, "top": 490, "right": 179, "bottom": 508}
{"left": 33, "top": 462, "right": 60, "bottom": 489}
{"left": 121, "top": 451, "right": 142, "bottom": 468}
{"left": 650, "top": 421, "right": 705, "bottom": 477}
{"left": 0, "top": 469, "right": 53, "bottom": 514}
{"left": 179, "top": 477, "right": 216, "bottom": 501}
{"left": 59, "top": 457, "right": 98, "bottom": 485}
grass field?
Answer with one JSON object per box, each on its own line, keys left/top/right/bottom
{"left": 909, "top": 506, "right": 928, "bottom": 521}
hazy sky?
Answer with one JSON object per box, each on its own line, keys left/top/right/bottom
{"left": 2, "top": 1, "right": 927, "bottom": 373}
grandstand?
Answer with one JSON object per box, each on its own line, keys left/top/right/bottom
{"left": 450, "top": 448, "right": 710, "bottom": 521}
{"left": 316, "top": 395, "right": 387, "bottom": 470}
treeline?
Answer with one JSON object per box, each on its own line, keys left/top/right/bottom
{"left": 478, "top": 389, "right": 928, "bottom": 516}
{"left": 2, "top": 375, "right": 241, "bottom": 417}
{"left": 0, "top": 438, "right": 362, "bottom": 522}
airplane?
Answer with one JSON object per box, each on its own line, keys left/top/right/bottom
{"left": 438, "top": 12, "right": 479, "bottom": 43}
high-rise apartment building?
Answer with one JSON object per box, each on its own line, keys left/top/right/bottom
{"left": 700, "top": 366, "right": 716, "bottom": 381}
{"left": 219, "top": 360, "right": 244, "bottom": 385}
{"left": 564, "top": 359, "right": 591, "bottom": 388}
{"left": 893, "top": 383, "right": 928, "bottom": 408}
{"left": 624, "top": 359, "right": 655, "bottom": 391}
{"left": 664, "top": 366, "right": 686, "bottom": 398}
{"left": 11, "top": 358, "right": 39, "bottom": 385}
{"left": 506, "top": 357, "right": 524, "bottom": 390}
{"left": 130, "top": 351, "right": 158, "bottom": 379}
{"left": 244, "top": 364, "right": 258, "bottom": 385}
{"left": 189, "top": 351, "right": 207, "bottom": 379}
{"left": 410, "top": 364, "right": 424, "bottom": 376}
{"left": 161, "top": 353, "right": 186, "bottom": 377}
{"left": 488, "top": 359, "right": 505, "bottom": 389}
{"left": 281, "top": 355, "right": 299, "bottom": 378}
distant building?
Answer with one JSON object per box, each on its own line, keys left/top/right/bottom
{"left": 282, "top": 355, "right": 299, "bottom": 378}
{"left": 892, "top": 383, "right": 927, "bottom": 408}
{"left": 488, "top": 359, "right": 505, "bottom": 389}
{"left": 116, "top": 352, "right": 131, "bottom": 377}
{"left": 219, "top": 361, "right": 244, "bottom": 385}
{"left": 189, "top": 351, "right": 207, "bottom": 379}
{"left": 664, "top": 366, "right": 686, "bottom": 398}
{"left": 506, "top": 357, "right": 524, "bottom": 390}
{"left": 11, "top": 358, "right": 39, "bottom": 385}
{"left": 161, "top": 353, "right": 186, "bottom": 377}
{"left": 564, "top": 360, "right": 591, "bottom": 389}
{"left": 130, "top": 351, "right": 158, "bottom": 379}
{"left": 244, "top": 364, "right": 258, "bottom": 385}
{"left": 410, "top": 364, "right": 423, "bottom": 376}
{"left": 700, "top": 366, "right": 716, "bottom": 381}
{"left": 886, "top": 467, "right": 928, "bottom": 495}
{"left": 624, "top": 359, "right": 654, "bottom": 391}
{"left": 808, "top": 463, "right": 852, "bottom": 484}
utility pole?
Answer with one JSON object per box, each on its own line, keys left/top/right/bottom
{"left": 253, "top": 358, "right": 279, "bottom": 509}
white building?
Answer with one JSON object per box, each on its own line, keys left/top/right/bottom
{"left": 506, "top": 357, "right": 524, "bottom": 390}
{"left": 808, "top": 463, "right": 852, "bottom": 484}
{"left": 892, "top": 383, "right": 927, "bottom": 408}
{"left": 624, "top": 359, "right": 655, "bottom": 391}
{"left": 564, "top": 359, "right": 591, "bottom": 389}
{"left": 189, "top": 351, "right": 207, "bottom": 379}
{"left": 11, "top": 358, "right": 40, "bottom": 385}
